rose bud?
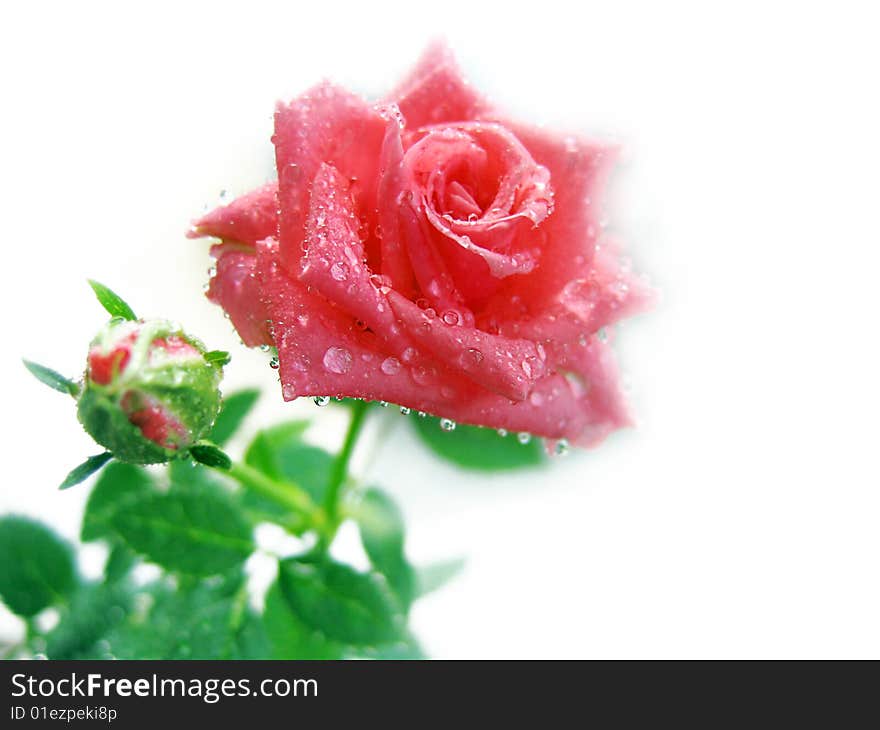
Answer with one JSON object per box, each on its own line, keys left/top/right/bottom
{"left": 76, "top": 318, "right": 224, "bottom": 464}
{"left": 189, "top": 43, "right": 653, "bottom": 449}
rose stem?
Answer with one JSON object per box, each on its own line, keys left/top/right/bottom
{"left": 222, "top": 460, "right": 325, "bottom": 531}
{"left": 323, "top": 400, "right": 370, "bottom": 539}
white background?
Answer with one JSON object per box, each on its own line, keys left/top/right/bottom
{"left": 1, "top": 1, "right": 878, "bottom": 658}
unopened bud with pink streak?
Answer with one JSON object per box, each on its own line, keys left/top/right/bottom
{"left": 77, "top": 318, "right": 224, "bottom": 464}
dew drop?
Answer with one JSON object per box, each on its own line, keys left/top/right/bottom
{"left": 529, "top": 391, "right": 545, "bottom": 406}
{"left": 417, "top": 411, "right": 427, "bottom": 418}
{"left": 517, "top": 432, "right": 532, "bottom": 444}
{"left": 497, "top": 428, "right": 508, "bottom": 437}
{"left": 330, "top": 262, "right": 348, "bottom": 281}
{"left": 459, "top": 348, "right": 484, "bottom": 370}
{"left": 269, "top": 357, "right": 279, "bottom": 369}
{"left": 323, "top": 346, "right": 353, "bottom": 374}
{"left": 401, "top": 347, "right": 417, "bottom": 364}
{"left": 378, "top": 401, "right": 389, "bottom": 408}
{"left": 441, "top": 310, "right": 461, "bottom": 326}
{"left": 597, "top": 327, "right": 609, "bottom": 343}
{"left": 399, "top": 406, "right": 411, "bottom": 415}
{"left": 313, "top": 396, "right": 330, "bottom": 407}
{"left": 439, "top": 418, "right": 456, "bottom": 432}
{"left": 259, "top": 344, "right": 271, "bottom": 353}
{"left": 553, "top": 439, "right": 570, "bottom": 456}
{"left": 381, "top": 357, "right": 401, "bottom": 375}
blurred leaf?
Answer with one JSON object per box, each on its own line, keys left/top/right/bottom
{"left": 203, "top": 350, "right": 231, "bottom": 367}
{"left": 412, "top": 417, "right": 544, "bottom": 471}
{"left": 59, "top": 452, "right": 114, "bottom": 490}
{"left": 190, "top": 442, "right": 231, "bottom": 470}
{"left": 0, "top": 516, "right": 78, "bottom": 617}
{"left": 352, "top": 633, "right": 425, "bottom": 660}
{"left": 232, "top": 611, "right": 271, "bottom": 659}
{"left": 44, "top": 581, "right": 133, "bottom": 659}
{"left": 416, "top": 558, "right": 466, "bottom": 598}
{"left": 167, "top": 458, "right": 228, "bottom": 496}
{"left": 109, "top": 490, "right": 254, "bottom": 576}
{"left": 262, "top": 582, "right": 342, "bottom": 659}
{"left": 103, "top": 578, "right": 252, "bottom": 659}
{"left": 278, "top": 557, "right": 403, "bottom": 646}
{"left": 88, "top": 279, "right": 136, "bottom": 320}
{"left": 356, "top": 488, "right": 416, "bottom": 610}
{"left": 22, "top": 359, "right": 79, "bottom": 396}
{"left": 103, "top": 544, "right": 137, "bottom": 585}
{"left": 82, "top": 461, "right": 155, "bottom": 542}
{"left": 210, "top": 388, "right": 260, "bottom": 446}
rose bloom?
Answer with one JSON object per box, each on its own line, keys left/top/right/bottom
{"left": 189, "top": 43, "right": 652, "bottom": 449}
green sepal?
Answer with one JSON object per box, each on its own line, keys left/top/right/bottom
{"left": 190, "top": 441, "right": 232, "bottom": 470}
{"left": 59, "top": 452, "right": 114, "bottom": 490}
{"left": 88, "top": 280, "right": 137, "bottom": 321}
{"left": 23, "top": 359, "right": 79, "bottom": 396}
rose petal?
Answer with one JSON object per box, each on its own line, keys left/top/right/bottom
{"left": 376, "top": 107, "right": 418, "bottom": 297}
{"left": 274, "top": 83, "right": 387, "bottom": 272}
{"left": 482, "top": 121, "right": 615, "bottom": 313}
{"left": 188, "top": 183, "right": 277, "bottom": 246}
{"left": 265, "top": 240, "right": 596, "bottom": 441}
{"left": 397, "top": 194, "right": 473, "bottom": 321}
{"left": 387, "top": 290, "right": 544, "bottom": 402}
{"left": 299, "top": 162, "right": 411, "bottom": 352}
{"left": 385, "top": 41, "right": 490, "bottom": 128}
{"left": 207, "top": 243, "right": 272, "bottom": 347}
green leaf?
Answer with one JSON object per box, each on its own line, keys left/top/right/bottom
{"left": 167, "top": 458, "right": 228, "bottom": 497}
{"left": 0, "top": 516, "right": 78, "bottom": 617}
{"left": 262, "top": 582, "right": 342, "bottom": 659}
{"left": 351, "top": 633, "right": 425, "bottom": 660}
{"left": 82, "top": 461, "right": 155, "bottom": 542}
{"left": 278, "top": 557, "right": 403, "bottom": 646}
{"left": 59, "top": 452, "right": 114, "bottom": 490}
{"left": 87, "top": 279, "right": 137, "bottom": 320}
{"left": 44, "top": 581, "right": 134, "bottom": 659}
{"left": 356, "top": 488, "right": 416, "bottom": 609}
{"left": 412, "top": 416, "right": 545, "bottom": 471}
{"left": 109, "top": 490, "right": 254, "bottom": 576}
{"left": 204, "top": 350, "right": 231, "bottom": 366}
{"left": 103, "top": 544, "right": 137, "bottom": 585}
{"left": 22, "top": 359, "right": 79, "bottom": 396}
{"left": 190, "top": 442, "right": 232, "bottom": 470}
{"left": 210, "top": 388, "right": 260, "bottom": 446}
{"left": 416, "top": 558, "right": 466, "bottom": 598}
{"left": 103, "top": 578, "right": 252, "bottom": 659}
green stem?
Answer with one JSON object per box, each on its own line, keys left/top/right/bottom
{"left": 221, "top": 461, "right": 325, "bottom": 532}
{"left": 324, "top": 400, "right": 369, "bottom": 533}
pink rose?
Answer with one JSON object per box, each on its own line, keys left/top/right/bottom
{"left": 189, "top": 43, "right": 652, "bottom": 448}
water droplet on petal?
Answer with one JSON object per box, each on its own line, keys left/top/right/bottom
{"left": 459, "top": 348, "right": 484, "bottom": 370}
{"left": 400, "top": 347, "right": 416, "bottom": 364}
{"left": 378, "top": 400, "right": 389, "bottom": 408}
{"left": 313, "top": 395, "right": 330, "bottom": 407}
{"left": 323, "top": 346, "right": 353, "bottom": 374}
{"left": 553, "top": 439, "right": 570, "bottom": 456}
{"left": 269, "top": 357, "right": 279, "bottom": 369}
{"left": 517, "top": 432, "right": 532, "bottom": 444}
{"left": 380, "top": 357, "right": 401, "bottom": 375}
{"left": 529, "top": 391, "right": 545, "bottom": 406}
{"left": 259, "top": 344, "right": 271, "bottom": 353}
{"left": 399, "top": 406, "right": 411, "bottom": 415}
{"left": 441, "top": 310, "right": 461, "bottom": 326}
{"left": 497, "top": 428, "right": 508, "bottom": 437}
{"left": 417, "top": 411, "right": 427, "bottom": 418}
{"left": 439, "top": 418, "right": 456, "bottom": 432}
{"left": 330, "top": 262, "right": 348, "bottom": 281}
